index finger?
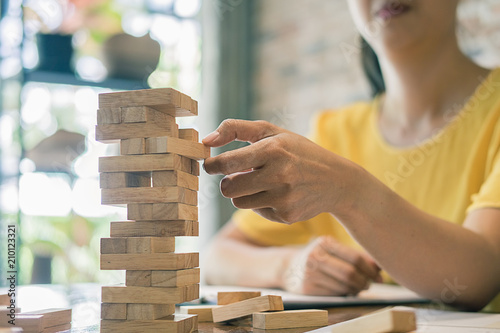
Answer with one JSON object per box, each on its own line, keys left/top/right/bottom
{"left": 202, "top": 119, "right": 278, "bottom": 147}
{"left": 203, "top": 141, "right": 269, "bottom": 175}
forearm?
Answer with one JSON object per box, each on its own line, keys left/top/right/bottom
{"left": 335, "top": 167, "right": 500, "bottom": 310}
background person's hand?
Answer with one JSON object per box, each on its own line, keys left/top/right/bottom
{"left": 203, "top": 119, "right": 359, "bottom": 224}
{"left": 281, "top": 236, "right": 383, "bottom": 295}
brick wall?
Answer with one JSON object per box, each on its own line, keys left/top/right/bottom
{"left": 251, "top": 0, "right": 500, "bottom": 136}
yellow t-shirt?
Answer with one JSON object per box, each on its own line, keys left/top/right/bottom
{"left": 233, "top": 68, "right": 500, "bottom": 311}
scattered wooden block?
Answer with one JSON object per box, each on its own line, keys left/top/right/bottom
{"left": 101, "top": 284, "right": 199, "bottom": 304}
{"left": 127, "top": 203, "right": 198, "bottom": 221}
{"left": 329, "top": 308, "right": 416, "bottom": 333}
{"left": 101, "top": 314, "right": 198, "bottom": 333}
{"left": 152, "top": 170, "right": 198, "bottom": 191}
{"left": 179, "top": 129, "right": 199, "bottom": 142}
{"left": 99, "top": 88, "right": 197, "bottom": 117}
{"left": 99, "top": 172, "right": 151, "bottom": 189}
{"left": 0, "top": 314, "right": 43, "bottom": 332}
{"left": 252, "top": 309, "right": 328, "bottom": 329}
{"left": 179, "top": 305, "right": 220, "bottom": 322}
{"left": 97, "top": 108, "right": 121, "bottom": 125}
{"left": 101, "top": 237, "right": 175, "bottom": 254}
{"left": 212, "top": 295, "right": 283, "bottom": 323}
{"left": 151, "top": 268, "right": 201, "bottom": 287}
{"left": 96, "top": 122, "right": 178, "bottom": 142}
{"left": 99, "top": 154, "right": 189, "bottom": 173}
{"left": 101, "top": 303, "right": 127, "bottom": 320}
{"left": 120, "top": 138, "right": 146, "bottom": 155}
{"left": 22, "top": 308, "right": 72, "bottom": 329}
{"left": 110, "top": 221, "right": 199, "bottom": 237}
{"left": 126, "top": 304, "right": 175, "bottom": 320}
{"left": 217, "top": 291, "right": 262, "bottom": 305}
{"left": 41, "top": 322, "right": 71, "bottom": 333}
{"left": 101, "top": 186, "right": 197, "bottom": 206}
{"left": 146, "top": 137, "right": 210, "bottom": 160}
{"left": 0, "top": 295, "right": 11, "bottom": 306}
{"left": 100, "top": 252, "right": 199, "bottom": 270}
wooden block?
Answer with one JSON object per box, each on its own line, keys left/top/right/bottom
{"left": 99, "top": 154, "right": 189, "bottom": 173}
{"left": 101, "top": 314, "right": 197, "bottom": 333}
{"left": 95, "top": 122, "right": 178, "bottom": 142}
{"left": 127, "top": 203, "right": 198, "bottom": 221}
{"left": 22, "top": 308, "right": 72, "bottom": 329}
{"left": 110, "top": 221, "right": 199, "bottom": 237}
{"left": 97, "top": 108, "right": 121, "bottom": 125}
{"left": 0, "top": 314, "right": 43, "bottom": 332}
{"left": 101, "top": 284, "right": 199, "bottom": 304}
{"left": 121, "top": 106, "right": 176, "bottom": 127}
{"left": 126, "top": 270, "right": 152, "bottom": 286}
{"left": 101, "top": 187, "right": 197, "bottom": 205}
{"left": 127, "top": 304, "right": 175, "bottom": 320}
{"left": 152, "top": 171, "right": 198, "bottom": 191}
{"left": 99, "top": 172, "right": 150, "bottom": 189}
{"left": 100, "top": 252, "right": 199, "bottom": 270}
{"left": 252, "top": 309, "right": 328, "bottom": 329}
{"left": 217, "top": 291, "right": 262, "bottom": 305}
{"left": 179, "top": 129, "right": 199, "bottom": 142}
{"left": 101, "top": 303, "right": 126, "bottom": 320}
{"left": 212, "top": 295, "right": 283, "bottom": 323}
{"left": 0, "top": 295, "right": 10, "bottom": 306}
{"left": 0, "top": 328, "right": 22, "bottom": 332}
{"left": 120, "top": 138, "right": 145, "bottom": 155}
{"left": 191, "top": 159, "right": 200, "bottom": 176}
{"left": 146, "top": 137, "right": 210, "bottom": 160}
{"left": 101, "top": 237, "right": 175, "bottom": 254}
{"left": 151, "top": 268, "right": 200, "bottom": 287}
{"left": 41, "top": 322, "right": 71, "bottom": 333}
{"left": 99, "top": 88, "right": 197, "bottom": 117}
{"left": 179, "top": 305, "right": 220, "bottom": 322}
{"left": 329, "top": 308, "right": 416, "bottom": 333}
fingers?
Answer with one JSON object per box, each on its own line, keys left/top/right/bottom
{"left": 202, "top": 119, "right": 278, "bottom": 147}
{"left": 203, "top": 143, "right": 268, "bottom": 175}
{"left": 317, "top": 253, "right": 370, "bottom": 292}
{"left": 220, "top": 169, "right": 270, "bottom": 199}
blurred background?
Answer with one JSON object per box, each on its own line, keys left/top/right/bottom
{"left": 0, "top": 0, "right": 499, "bottom": 288}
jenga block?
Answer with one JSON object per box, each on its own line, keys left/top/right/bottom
{"left": 23, "top": 308, "right": 72, "bottom": 329}
{"left": 212, "top": 295, "right": 283, "bottom": 323}
{"left": 99, "top": 172, "right": 150, "bottom": 189}
{"left": 110, "top": 221, "right": 199, "bottom": 237}
{"left": 101, "top": 284, "right": 199, "bottom": 304}
{"left": 101, "top": 187, "right": 197, "bottom": 205}
{"left": 100, "top": 252, "right": 199, "bottom": 270}
{"left": 120, "top": 138, "right": 145, "bottom": 155}
{"left": 127, "top": 203, "right": 198, "bottom": 221}
{"left": 101, "top": 303, "right": 127, "bottom": 320}
{"left": 179, "top": 305, "right": 220, "bottom": 322}
{"left": 101, "top": 237, "right": 175, "bottom": 254}
{"left": 179, "top": 129, "right": 199, "bottom": 142}
{"left": 217, "top": 291, "right": 262, "bottom": 305}
{"left": 97, "top": 108, "right": 121, "bottom": 125}
{"left": 99, "top": 155, "right": 189, "bottom": 173}
{"left": 99, "top": 88, "right": 197, "bottom": 117}
{"left": 101, "top": 314, "right": 197, "bottom": 333}
{"left": 252, "top": 309, "right": 328, "bottom": 329}
{"left": 151, "top": 268, "right": 200, "bottom": 287}
{"left": 96, "top": 122, "right": 178, "bottom": 142}
{"left": 329, "top": 308, "right": 416, "bottom": 333}
{"left": 146, "top": 137, "right": 210, "bottom": 160}
{"left": 152, "top": 171, "right": 198, "bottom": 191}
{"left": 127, "top": 304, "right": 175, "bottom": 320}
{"left": 191, "top": 159, "right": 200, "bottom": 176}
{"left": 126, "top": 270, "right": 152, "bottom": 286}
{"left": 0, "top": 315, "right": 43, "bottom": 332}
{"left": 121, "top": 106, "right": 176, "bottom": 126}
{"left": 0, "top": 328, "right": 22, "bottom": 332}
{"left": 0, "top": 295, "right": 10, "bottom": 306}
{"left": 41, "top": 322, "right": 71, "bottom": 333}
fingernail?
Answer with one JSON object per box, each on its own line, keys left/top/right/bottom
{"left": 203, "top": 131, "right": 220, "bottom": 143}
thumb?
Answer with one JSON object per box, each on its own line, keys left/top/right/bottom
{"left": 202, "top": 119, "right": 278, "bottom": 147}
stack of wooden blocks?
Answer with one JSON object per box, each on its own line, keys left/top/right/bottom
{"left": 96, "top": 88, "right": 209, "bottom": 332}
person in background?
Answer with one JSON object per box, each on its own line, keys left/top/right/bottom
{"left": 203, "top": 0, "right": 500, "bottom": 312}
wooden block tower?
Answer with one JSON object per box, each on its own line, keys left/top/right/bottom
{"left": 95, "top": 88, "right": 209, "bottom": 332}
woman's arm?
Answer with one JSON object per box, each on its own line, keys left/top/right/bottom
{"left": 203, "top": 119, "right": 500, "bottom": 310}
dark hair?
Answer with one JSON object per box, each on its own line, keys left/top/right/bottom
{"left": 360, "top": 37, "right": 385, "bottom": 97}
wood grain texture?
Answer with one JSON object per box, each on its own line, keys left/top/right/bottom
{"left": 152, "top": 170, "right": 198, "bottom": 191}
{"left": 101, "top": 284, "right": 199, "bottom": 304}
{"left": 191, "top": 159, "right": 200, "bottom": 176}
{"left": 0, "top": 314, "right": 43, "bottom": 332}
{"left": 98, "top": 88, "right": 197, "bottom": 117}
{"left": 178, "top": 129, "right": 199, "bottom": 142}
{"left": 100, "top": 252, "right": 199, "bottom": 270}
{"left": 121, "top": 106, "right": 176, "bottom": 126}
{"left": 101, "top": 186, "right": 197, "bottom": 205}
{"left": 146, "top": 136, "right": 210, "bottom": 160}
{"left": 101, "top": 303, "right": 127, "bottom": 320}
{"left": 10, "top": 308, "right": 72, "bottom": 329}
{"left": 110, "top": 221, "right": 199, "bottom": 237}
{"left": 126, "top": 304, "right": 175, "bottom": 320}
{"left": 97, "top": 108, "right": 121, "bottom": 125}
{"left": 179, "top": 305, "right": 220, "bottom": 322}
{"left": 101, "top": 314, "right": 197, "bottom": 333}
{"left": 127, "top": 203, "right": 198, "bottom": 221}
{"left": 120, "top": 138, "right": 146, "bottom": 155}
{"left": 329, "top": 308, "right": 416, "bottom": 333}
{"left": 95, "top": 122, "right": 178, "bottom": 142}
{"left": 101, "top": 237, "right": 175, "bottom": 254}
{"left": 126, "top": 270, "right": 152, "bottom": 286}
{"left": 212, "top": 295, "right": 284, "bottom": 323}
{"left": 151, "top": 268, "right": 200, "bottom": 287}
{"left": 98, "top": 154, "right": 189, "bottom": 173}
{"left": 100, "top": 172, "right": 151, "bottom": 189}
{"left": 41, "top": 322, "right": 71, "bottom": 333}
{"left": 217, "top": 291, "right": 262, "bottom": 305}
{"left": 252, "top": 309, "right": 328, "bottom": 329}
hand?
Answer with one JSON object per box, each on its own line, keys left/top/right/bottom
{"left": 281, "top": 236, "right": 383, "bottom": 295}
{"left": 202, "top": 119, "right": 358, "bottom": 224}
